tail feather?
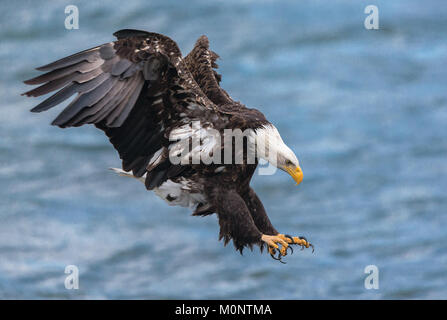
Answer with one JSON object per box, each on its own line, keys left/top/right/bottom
{"left": 109, "top": 167, "right": 133, "bottom": 177}
{"left": 109, "top": 167, "right": 146, "bottom": 183}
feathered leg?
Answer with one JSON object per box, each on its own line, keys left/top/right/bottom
{"left": 241, "top": 188, "right": 314, "bottom": 262}
{"left": 241, "top": 188, "right": 278, "bottom": 236}
{"left": 214, "top": 189, "right": 263, "bottom": 253}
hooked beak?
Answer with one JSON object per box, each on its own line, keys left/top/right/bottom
{"left": 285, "top": 165, "right": 303, "bottom": 185}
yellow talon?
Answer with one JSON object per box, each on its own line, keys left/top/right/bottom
{"left": 278, "top": 234, "right": 312, "bottom": 248}
{"left": 261, "top": 233, "right": 313, "bottom": 262}
{"left": 279, "top": 245, "right": 288, "bottom": 256}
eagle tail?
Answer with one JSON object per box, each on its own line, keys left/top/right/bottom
{"left": 109, "top": 167, "right": 146, "bottom": 182}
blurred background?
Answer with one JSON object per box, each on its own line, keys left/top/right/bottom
{"left": 0, "top": 0, "right": 446, "bottom": 299}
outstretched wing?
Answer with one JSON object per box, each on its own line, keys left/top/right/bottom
{"left": 23, "top": 29, "right": 224, "bottom": 189}
{"left": 23, "top": 41, "right": 146, "bottom": 128}
{"left": 184, "top": 35, "right": 233, "bottom": 106}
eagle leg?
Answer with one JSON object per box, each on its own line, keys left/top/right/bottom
{"left": 214, "top": 190, "right": 264, "bottom": 253}
{"left": 242, "top": 188, "right": 279, "bottom": 236}
{"left": 282, "top": 234, "right": 315, "bottom": 253}
{"left": 268, "top": 246, "right": 286, "bottom": 264}
{"left": 261, "top": 233, "right": 314, "bottom": 262}
{"left": 261, "top": 234, "right": 291, "bottom": 262}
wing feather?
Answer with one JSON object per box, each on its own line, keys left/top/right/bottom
{"left": 36, "top": 47, "right": 101, "bottom": 71}
{"left": 184, "top": 35, "right": 232, "bottom": 105}
{"left": 24, "top": 29, "right": 224, "bottom": 189}
{"left": 66, "top": 79, "right": 128, "bottom": 126}
{"left": 51, "top": 75, "right": 117, "bottom": 126}
{"left": 24, "top": 59, "right": 103, "bottom": 85}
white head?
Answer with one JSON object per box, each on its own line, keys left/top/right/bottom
{"left": 251, "top": 124, "right": 303, "bottom": 185}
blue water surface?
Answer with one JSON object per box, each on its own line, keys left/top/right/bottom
{"left": 0, "top": 0, "right": 446, "bottom": 299}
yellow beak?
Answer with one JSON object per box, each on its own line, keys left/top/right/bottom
{"left": 285, "top": 165, "right": 303, "bottom": 185}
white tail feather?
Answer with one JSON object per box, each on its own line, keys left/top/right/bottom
{"left": 109, "top": 168, "right": 146, "bottom": 182}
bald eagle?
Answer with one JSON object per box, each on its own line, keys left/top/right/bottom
{"left": 23, "top": 29, "right": 313, "bottom": 262}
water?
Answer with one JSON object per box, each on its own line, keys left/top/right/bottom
{"left": 1, "top": 0, "right": 446, "bottom": 299}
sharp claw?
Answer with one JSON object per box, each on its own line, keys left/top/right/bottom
{"left": 287, "top": 245, "right": 294, "bottom": 255}
{"left": 264, "top": 234, "right": 312, "bottom": 263}
{"left": 270, "top": 253, "right": 281, "bottom": 261}
{"left": 298, "top": 236, "right": 314, "bottom": 250}
{"left": 270, "top": 253, "right": 277, "bottom": 260}
{"left": 270, "top": 248, "right": 280, "bottom": 260}
{"left": 269, "top": 247, "right": 287, "bottom": 263}
{"left": 276, "top": 251, "right": 286, "bottom": 264}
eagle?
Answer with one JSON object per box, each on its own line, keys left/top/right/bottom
{"left": 23, "top": 29, "right": 313, "bottom": 262}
